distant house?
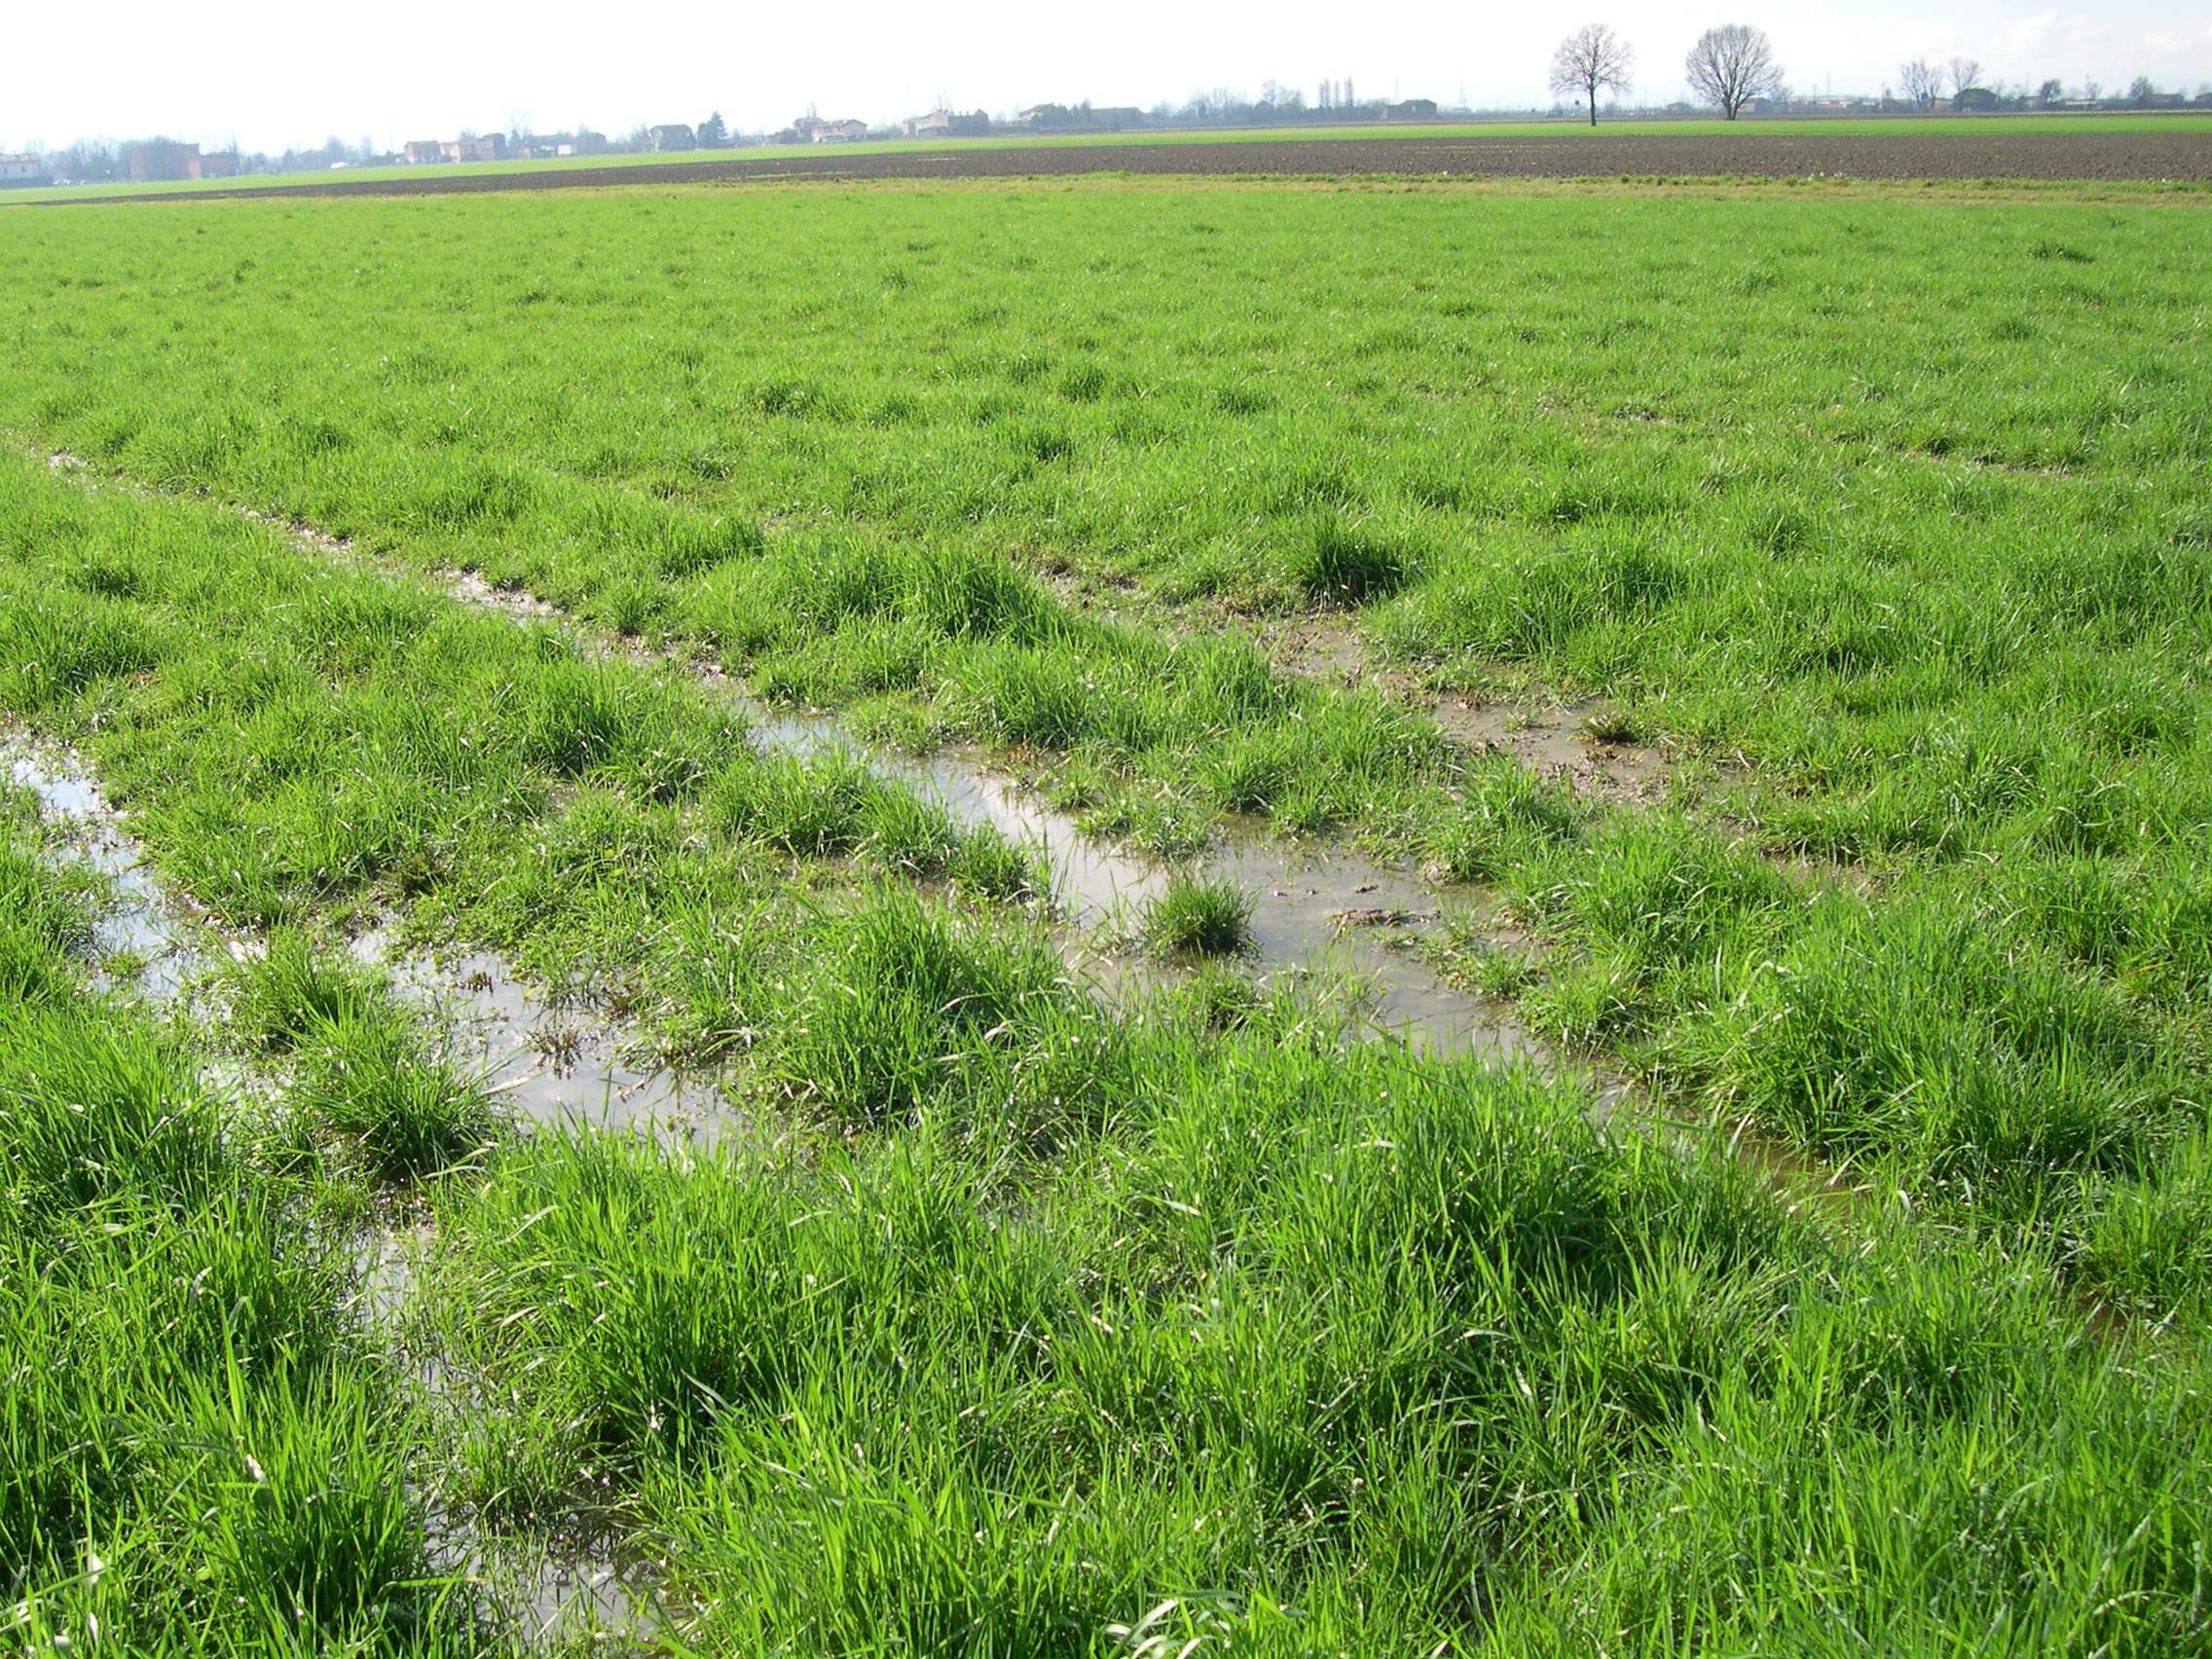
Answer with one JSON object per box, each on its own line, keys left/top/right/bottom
{"left": 441, "top": 134, "right": 506, "bottom": 164}
{"left": 902, "top": 109, "right": 991, "bottom": 138}
{"left": 1014, "top": 103, "right": 1143, "bottom": 131}
{"left": 647, "top": 125, "right": 697, "bottom": 152}
{"left": 198, "top": 151, "right": 240, "bottom": 178}
{"left": 516, "top": 129, "right": 609, "bottom": 159}
{"left": 0, "top": 154, "right": 50, "bottom": 188}
{"left": 401, "top": 140, "right": 446, "bottom": 165}
{"left": 792, "top": 115, "right": 868, "bottom": 143}
{"left": 124, "top": 140, "right": 205, "bottom": 182}
{"left": 1382, "top": 98, "right": 1440, "bottom": 121}
{"left": 1952, "top": 87, "right": 2002, "bottom": 112}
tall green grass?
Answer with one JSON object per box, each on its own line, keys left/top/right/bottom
{"left": 0, "top": 820, "right": 478, "bottom": 1652}
{"left": 221, "top": 931, "right": 503, "bottom": 1180}
{"left": 423, "top": 1030, "right": 2211, "bottom": 1655}
{"left": 0, "top": 450, "right": 1036, "bottom": 1040}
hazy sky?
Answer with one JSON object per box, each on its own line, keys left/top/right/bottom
{"left": 7, "top": 0, "right": 2209, "bottom": 154}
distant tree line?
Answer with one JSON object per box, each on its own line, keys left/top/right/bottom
{"left": 37, "top": 132, "right": 384, "bottom": 185}
{"left": 1547, "top": 18, "right": 2207, "bottom": 123}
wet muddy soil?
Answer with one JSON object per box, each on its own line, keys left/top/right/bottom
{"left": 1262, "top": 612, "right": 1672, "bottom": 806}
{"left": 1429, "top": 697, "right": 1671, "bottom": 805}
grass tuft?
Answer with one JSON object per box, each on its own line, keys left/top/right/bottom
{"left": 1283, "top": 511, "right": 1411, "bottom": 605}
{"left": 1142, "top": 872, "right": 1255, "bottom": 955}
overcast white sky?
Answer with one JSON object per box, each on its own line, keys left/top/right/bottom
{"left": 6, "top": 0, "right": 2209, "bottom": 154}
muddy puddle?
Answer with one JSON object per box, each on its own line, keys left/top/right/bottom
{"left": 4, "top": 739, "right": 206, "bottom": 998}
{"left": 461, "top": 1536, "right": 660, "bottom": 1649}
{"left": 5, "top": 735, "right": 721, "bottom": 1139}
{"left": 727, "top": 684, "right": 1531, "bottom": 1058}
{"left": 351, "top": 931, "right": 728, "bottom": 1138}
{"left": 1722, "top": 1116, "right": 1880, "bottom": 1219}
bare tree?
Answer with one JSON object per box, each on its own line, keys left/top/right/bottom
{"left": 1550, "top": 23, "right": 1636, "bottom": 127}
{"left": 1946, "top": 56, "right": 1983, "bottom": 97}
{"left": 1898, "top": 58, "right": 1944, "bottom": 106}
{"left": 1684, "top": 24, "right": 1783, "bottom": 119}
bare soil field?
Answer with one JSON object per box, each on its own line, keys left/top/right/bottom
{"left": 23, "top": 128, "right": 2212, "bottom": 205}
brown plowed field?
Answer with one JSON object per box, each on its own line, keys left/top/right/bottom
{"left": 28, "top": 129, "right": 2212, "bottom": 205}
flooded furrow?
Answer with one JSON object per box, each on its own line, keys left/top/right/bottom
{"left": 734, "top": 683, "right": 1532, "bottom": 1057}
{"left": 28, "top": 459, "right": 1865, "bottom": 1226}
{"left": 7, "top": 736, "right": 667, "bottom": 1642}
{"left": 441, "top": 569, "right": 1528, "bottom": 1055}
{"left": 351, "top": 930, "right": 727, "bottom": 1137}
{"left": 5, "top": 733, "right": 721, "bottom": 1136}
{"left": 6, "top": 740, "right": 208, "bottom": 998}
{"left": 38, "top": 456, "right": 1532, "bottom": 1063}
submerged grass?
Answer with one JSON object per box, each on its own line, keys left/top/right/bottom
{"left": 221, "top": 933, "right": 502, "bottom": 1181}
{"left": 0, "top": 447, "right": 1039, "bottom": 1076}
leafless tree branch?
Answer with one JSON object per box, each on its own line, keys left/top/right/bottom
{"left": 1550, "top": 23, "right": 1637, "bottom": 128}
{"left": 1685, "top": 23, "right": 1783, "bottom": 120}
{"left": 1899, "top": 59, "right": 1944, "bottom": 106}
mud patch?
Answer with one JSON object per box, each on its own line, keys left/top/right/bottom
{"left": 1261, "top": 613, "right": 1671, "bottom": 806}
{"left": 1433, "top": 696, "right": 1670, "bottom": 805}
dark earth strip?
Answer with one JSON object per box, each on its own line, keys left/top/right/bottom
{"left": 19, "top": 129, "right": 2212, "bottom": 205}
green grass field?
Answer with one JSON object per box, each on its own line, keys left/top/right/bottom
{"left": 2, "top": 175, "right": 2209, "bottom": 1653}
